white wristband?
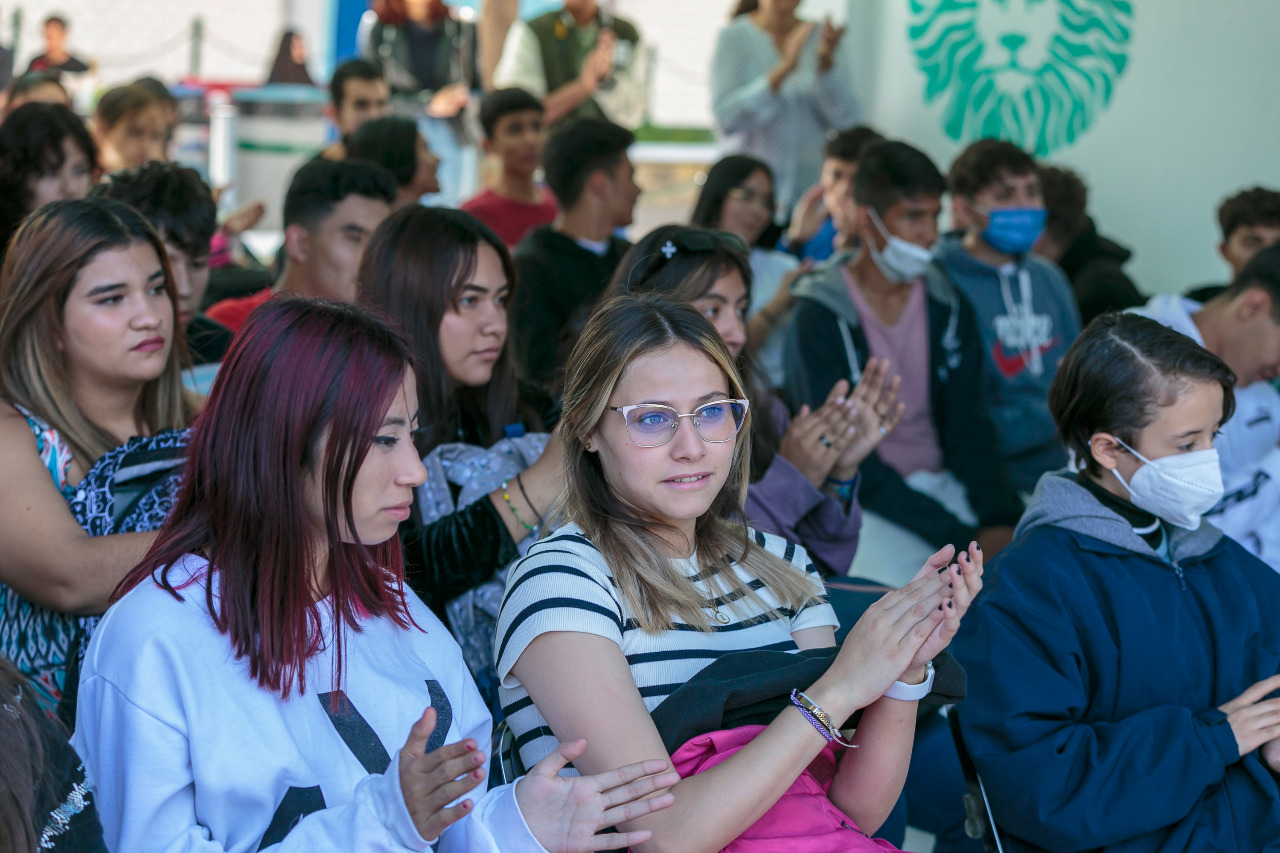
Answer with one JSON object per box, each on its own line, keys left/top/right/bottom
{"left": 883, "top": 661, "right": 934, "bottom": 702}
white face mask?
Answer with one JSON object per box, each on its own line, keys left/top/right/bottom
{"left": 867, "top": 208, "right": 933, "bottom": 283}
{"left": 1109, "top": 437, "right": 1224, "bottom": 530}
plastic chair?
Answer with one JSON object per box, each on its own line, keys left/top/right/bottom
{"left": 947, "top": 710, "right": 1006, "bottom": 853}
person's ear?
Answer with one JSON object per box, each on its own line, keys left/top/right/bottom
{"left": 954, "top": 195, "right": 986, "bottom": 232}
{"left": 1217, "top": 241, "right": 1231, "bottom": 267}
{"left": 583, "top": 430, "right": 600, "bottom": 454}
{"left": 1238, "top": 287, "right": 1272, "bottom": 322}
{"left": 323, "top": 103, "right": 338, "bottom": 126}
{"left": 855, "top": 205, "right": 876, "bottom": 241}
{"left": 585, "top": 169, "right": 610, "bottom": 202}
{"left": 482, "top": 136, "right": 495, "bottom": 156}
{"left": 1089, "top": 432, "right": 1124, "bottom": 472}
{"left": 283, "top": 223, "right": 311, "bottom": 266}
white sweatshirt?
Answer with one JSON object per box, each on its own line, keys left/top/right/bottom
{"left": 73, "top": 554, "right": 547, "bottom": 853}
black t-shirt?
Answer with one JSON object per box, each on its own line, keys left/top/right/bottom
{"left": 27, "top": 54, "right": 89, "bottom": 75}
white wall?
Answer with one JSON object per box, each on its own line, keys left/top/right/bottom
{"left": 622, "top": 0, "right": 1280, "bottom": 294}
{"left": 846, "top": 0, "right": 1280, "bottom": 294}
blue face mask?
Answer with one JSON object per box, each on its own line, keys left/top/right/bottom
{"left": 977, "top": 206, "right": 1047, "bottom": 256}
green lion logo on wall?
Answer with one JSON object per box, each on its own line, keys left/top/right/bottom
{"left": 908, "top": 0, "right": 1133, "bottom": 155}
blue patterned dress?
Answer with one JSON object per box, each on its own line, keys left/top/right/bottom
{"left": 0, "top": 404, "right": 188, "bottom": 717}
{"left": 1, "top": 405, "right": 80, "bottom": 712}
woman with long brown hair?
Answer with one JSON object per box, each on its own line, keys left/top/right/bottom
{"left": 359, "top": 205, "right": 562, "bottom": 708}
{"left": 0, "top": 198, "right": 198, "bottom": 714}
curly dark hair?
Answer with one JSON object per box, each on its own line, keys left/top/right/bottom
{"left": 1217, "top": 186, "right": 1280, "bottom": 243}
{"left": 0, "top": 102, "right": 97, "bottom": 257}
{"left": 1038, "top": 164, "right": 1089, "bottom": 245}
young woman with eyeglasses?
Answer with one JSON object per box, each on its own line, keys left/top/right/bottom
{"left": 609, "top": 224, "right": 902, "bottom": 578}
{"left": 496, "top": 294, "right": 983, "bottom": 852}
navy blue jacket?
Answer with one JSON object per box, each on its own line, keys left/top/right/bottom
{"left": 955, "top": 474, "right": 1280, "bottom": 852}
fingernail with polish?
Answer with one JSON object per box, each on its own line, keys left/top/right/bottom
{"left": 937, "top": 567, "right": 947, "bottom": 574}
{"left": 946, "top": 601, "right": 954, "bottom": 609}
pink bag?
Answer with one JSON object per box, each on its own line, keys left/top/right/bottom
{"left": 666, "top": 725, "right": 902, "bottom": 853}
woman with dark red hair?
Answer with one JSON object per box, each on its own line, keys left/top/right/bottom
{"left": 72, "top": 298, "right": 676, "bottom": 852}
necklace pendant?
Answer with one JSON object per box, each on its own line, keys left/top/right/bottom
{"left": 713, "top": 610, "right": 731, "bottom": 624}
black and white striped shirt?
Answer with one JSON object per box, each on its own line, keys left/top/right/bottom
{"left": 495, "top": 524, "right": 837, "bottom": 770}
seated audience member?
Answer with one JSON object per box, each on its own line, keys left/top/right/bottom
{"left": 492, "top": 0, "right": 649, "bottom": 128}
{"left": 357, "top": 205, "right": 565, "bottom": 706}
{"left": 130, "top": 76, "right": 179, "bottom": 155}
{"left": 461, "top": 88, "right": 558, "bottom": 247}
{"left": 1132, "top": 243, "right": 1280, "bottom": 570}
{"left": 347, "top": 115, "right": 440, "bottom": 208}
{"left": 785, "top": 125, "right": 885, "bottom": 263}
{"left": 205, "top": 158, "right": 397, "bottom": 332}
{"left": 4, "top": 71, "right": 70, "bottom": 115}
{"left": 93, "top": 162, "right": 228, "bottom": 369}
{"left": 691, "top": 155, "right": 803, "bottom": 388}
{"left": 609, "top": 224, "right": 902, "bottom": 577}
{"left": 1034, "top": 164, "right": 1143, "bottom": 325}
{"left": 498, "top": 293, "right": 983, "bottom": 851}
{"left": 509, "top": 117, "right": 638, "bottom": 390}
{"left": 73, "top": 297, "right": 677, "bottom": 853}
{"left": 938, "top": 139, "right": 1081, "bottom": 492}
{"left": 0, "top": 654, "right": 107, "bottom": 851}
{"left": 956, "top": 312, "right": 1280, "bottom": 852}
{"left": 319, "top": 58, "right": 391, "bottom": 161}
{"left": 0, "top": 102, "right": 95, "bottom": 259}
{"left": 612, "top": 225, "right": 980, "bottom": 853}
{"left": 0, "top": 199, "right": 198, "bottom": 716}
{"left": 786, "top": 141, "right": 1023, "bottom": 584}
{"left": 91, "top": 84, "right": 166, "bottom": 173}
{"left": 1187, "top": 186, "right": 1280, "bottom": 302}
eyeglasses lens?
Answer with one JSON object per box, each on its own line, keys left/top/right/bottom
{"left": 623, "top": 401, "right": 746, "bottom": 447}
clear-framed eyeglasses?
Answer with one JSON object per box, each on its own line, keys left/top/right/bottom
{"left": 606, "top": 399, "right": 750, "bottom": 448}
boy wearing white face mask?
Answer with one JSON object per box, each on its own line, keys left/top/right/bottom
{"left": 937, "top": 139, "right": 1081, "bottom": 494}
{"left": 786, "top": 141, "right": 1024, "bottom": 585}
{"left": 955, "top": 313, "right": 1280, "bottom": 853}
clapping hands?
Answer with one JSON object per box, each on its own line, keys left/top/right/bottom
{"left": 397, "top": 706, "right": 679, "bottom": 852}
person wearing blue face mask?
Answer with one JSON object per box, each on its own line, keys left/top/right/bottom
{"left": 935, "top": 139, "right": 1082, "bottom": 494}
{"left": 954, "top": 312, "right": 1280, "bottom": 853}
{"left": 786, "top": 140, "right": 1023, "bottom": 581}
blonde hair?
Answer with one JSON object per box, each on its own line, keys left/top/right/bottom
{"left": 556, "top": 293, "right": 823, "bottom": 632}
{"left": 0, "top": 199, "right": 197, "bottom": 466}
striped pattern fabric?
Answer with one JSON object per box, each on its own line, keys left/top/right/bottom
{"left": 495, "top": 523, "right": 837, "bottom": 771}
